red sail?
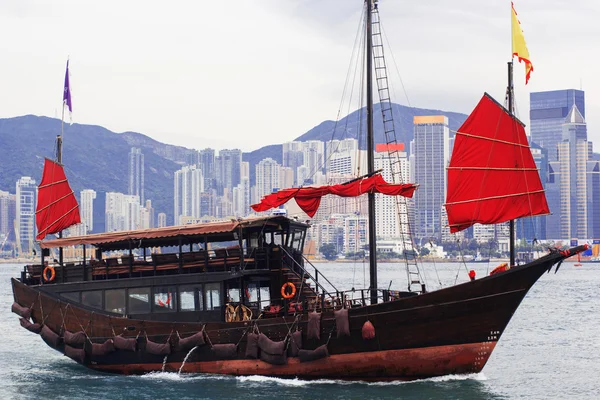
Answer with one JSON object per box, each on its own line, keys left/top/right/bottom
{"left": 251, "top": 173, "right": 418, "bottom": 217}
{"left": 36, "top": 159, "right": 81, "bottom": 240}
{"left": 445, "top": 93, "right": 549, "bottom": 233}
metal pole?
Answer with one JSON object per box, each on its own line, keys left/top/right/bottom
{"left": 366, "top": 0, "right": 378, "bottom": 304}
{"left": 507, "top": 61, "right": 515, "bottom": 267}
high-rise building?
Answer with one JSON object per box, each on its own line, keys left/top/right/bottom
{"left": 530, "top": 89, "right": 585, "bottom": 162}
{"left": 282, "top": 141, "right": 304, "bottom": 184}
{"left": 256, "top": 158, "right": 281, "bottom": 201}
{"left": 413, "top": 116, "right": 449, "bottom": 241}
{"left": 374, "top": 147, "right": 410, "bottom": 240}
{"left": 547, "top": 104, "right": 599, "bottom": 239}
{"left": 198, "top": 148, "right": 216, "bottom": 191}
{"left": 128, "top": 147, "right": 145, "bottom": 204}
{"left": 301, "top": 141, "right": 325, "bottom": 184}
{"left": 157, "top": 212, "right": 167, "bottom": 228}
{"left": 80, "top": 189, "right": 96, "bottom": 234}
{"left": 15, "top": 177, "right": 37, "bottom": 255}
{"left": 174, "top": 165, "right": 204, "bottom": 225}
{"left": 516, "top": 142, "right": 547, "bottom": 240}
{"left": 233, "top": 177, "right": 250, "bottom": 218}
{"left": 0, "top": 190, "right": 16, "bottom": 239}
{"left": 105, "top": 192, "right": 140, "bottom": 232}
{"left": 215, "top": 149, "right": 242, "bottom": 196}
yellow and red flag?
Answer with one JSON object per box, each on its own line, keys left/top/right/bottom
{"left": 511, "top": 2, "right": 533, "bottom": 84}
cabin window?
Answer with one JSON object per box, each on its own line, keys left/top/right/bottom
{"left": 61, "top": 292, "right": 80, "bottom": 303}
{"left": 105, "top": 289, "right": 126, "bottom": 315}
{"left": 82, "top": 290, "right": 103, "bottom": 310}
{"left": 259, "top": 282, "right": 271, "bottom": 307}
{"left": 227, "top": 287, "right": 240, "bottom": 303}
{"left": 154, "top": 286, "right": 177, "bottom": 312}
{"left": 128, "top": 287, "right": 151, "bottom": 314}
{"left": 205, "top": 283, "right": 221, "bottom": 311}
{"left": 246, "top": 282, "right": 258, "bottom": 306}
{"left": 273, "top": 232, "right": 284, "bottom": 246}
{"left": 180, "top": 285, "right": 203, "bottom": 311}
{"left": 292, "top": 230, "right": 303, "bottom": 251}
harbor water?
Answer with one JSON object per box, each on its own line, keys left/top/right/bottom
{"left": 1, "top": 261, "right": 598, "bottom": 399}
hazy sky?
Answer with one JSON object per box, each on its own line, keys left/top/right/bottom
{"left": 1, "top": 0, "right": 598, "bottom": 152}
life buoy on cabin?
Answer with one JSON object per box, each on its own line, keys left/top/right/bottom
{"left": 490, "top": 263, "right": 509, "bottom": 276}
{"left": 281, "top": 282, "right": 297, "bottom": 299}
{"left": 43, "top": 266, "right": 56, "bottom": 282}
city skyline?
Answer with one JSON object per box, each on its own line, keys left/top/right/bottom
{"left": 0, "top": 1, "right": 598, "bottom": 152}
{"left": 1, "top": 86, "right": 599, "bottom": 256}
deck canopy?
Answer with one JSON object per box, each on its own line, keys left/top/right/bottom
{"left": 40, "top": 216, "right": 303, "bottom": 251}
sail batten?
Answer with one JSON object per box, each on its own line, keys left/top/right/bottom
{"left": 35, "top": 159, "right": 81, "bottom": 241}
{"left": 251, "top": 173, "right": 417, "bottom": 217}
{"left": 445, "top": 93, "right": 549, "bottom": 233}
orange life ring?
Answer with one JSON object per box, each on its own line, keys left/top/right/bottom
{"left": 43, "top": 266, "right": 56, "bottom": 282}
{"left": 281, "top": 282, "right": 296, "bottom": 299}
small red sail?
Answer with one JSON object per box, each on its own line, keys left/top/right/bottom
{"left": 36, "top": 158, "right": 81, "bottom": 240}
{"left": 251, "top": 173, "right": 417, "bottom": 217}
{"left": 445, "top": 93, "right": 549, "bottom": 233}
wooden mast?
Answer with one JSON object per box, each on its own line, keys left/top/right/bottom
{"left": 366, "top": 0, "right": 378, "bottom": 304}
{"left": 507, "top": 61, "right": 515, "bottom": 267}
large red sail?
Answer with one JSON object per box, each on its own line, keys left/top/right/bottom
{"left": 36, "top": 159, "right": 81, "bottom": 240}
{"left": 445, "top": 93, "right": 549, "bottom": 233}
{"left": 251, "top": 173, "right": 417, "bottom": 217}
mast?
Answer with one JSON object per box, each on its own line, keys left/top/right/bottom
{"left": 507, "top": 61, "right": 515, "bottom": 267}
{"left": 366, "top": 0, "right": 378, "bottom": 304}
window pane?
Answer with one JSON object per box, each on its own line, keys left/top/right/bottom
{"left": 128, "top": 287, "right": 151, "bottom": 314}
{"left": 154, "top": 286, "right": 177, "bottom": 312}
{"left": 205, "top": 283, "right": 221, "bottom": 311}
{"left": 82, "top": 290, "right": 102, "bottom": 309}
{"left": 227, "top": 288, "right": 240, "bottom": 303}
{"left": 260, "top": 284, "right": 270, "bottom": 308}
{"left": 105, "top": 289, "right": 126, "bottom": 315}
{"left": 61, "top": 292, "right": 80, "bottom": 302}
{"left": 180, "top": 285, "right": 201, "bottom": 311}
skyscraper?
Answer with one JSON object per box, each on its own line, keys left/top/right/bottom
{"left": 282, "top": 141, "right": 304, "bottom": 184}
{"left": 413, "top": 116, "right": 449, "bottom": 241}
{"left": 105, "top": 192, "right": 140, "bottom": 232}
{"left": 374, "top": 146, "right": 410, "bottom": 240}
{"left": 530, "top": 89, "right": 585, "bottom": 162}
{"left": 0, "top": 190, "right": 16, "bottom": 239}
{"left": 128, "top": 147, "right": 145, "bottom": 204}
{"left": 174, "top": 165, "right": 204, "bottom": 225}
{"left": 15, "top": 177, "right": 37, "bottom": 255}
{"left": 80, "top": 189, "right": 97, "bottom": 234}
{"left": 547, "top": 104, "right": 598, "bottom": 239}
{"left": 198, "top": 148, "right": 216, "bottom": 191}
{"left": 157, "top": 212, "right": 167, "bottom": 228}
{"left": 215, "top": 149, "right": 242, "bottom": 196}
{"left": 256, "top": 158, "right": 281, "bottom": 201}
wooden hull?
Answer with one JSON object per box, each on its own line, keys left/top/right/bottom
{"left": 11, "top": 252, "right": 564, "bottom": 380}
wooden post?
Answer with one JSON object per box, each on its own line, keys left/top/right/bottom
{"left": 128, "top": 241, "right": 133, "bottom": 278}
{"left": 82, "top": 245, "right": 87, "bottom": 281}
{"left": 178, "top": 236, "right": 183, "bottom": 274}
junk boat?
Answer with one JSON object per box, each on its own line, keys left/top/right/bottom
{"left": 10, "top": 1, "right": 590, "bottom": 380}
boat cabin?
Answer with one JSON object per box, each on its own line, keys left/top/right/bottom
{"left": 20, "top": 216, "right": 337, "bottom": 323}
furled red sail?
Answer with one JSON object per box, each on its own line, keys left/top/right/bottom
{"left": 251, "top": 173, "right": 418, "bottom": 217}
{"left": 36, "top": 158, "right": 81, "bottom": 240}
{"left": 445, "top": 93, "right": 549, "bottom": 233}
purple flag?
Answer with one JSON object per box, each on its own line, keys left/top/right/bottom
{"left": 63, "top": 59, "right": 72, "bottom": 122}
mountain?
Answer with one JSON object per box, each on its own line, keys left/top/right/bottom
{"left": 0, "top": 115, "right": 181, "bottom": 228}
{"left": 0, "top": 103, "right": 467, "bottom": 228}
{"left": 295, "top": 102, "right": 467, "bottom": 146}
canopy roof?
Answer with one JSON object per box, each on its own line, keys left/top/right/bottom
{"left": 40, "top": 216, "right": 301, "bottom": 250}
